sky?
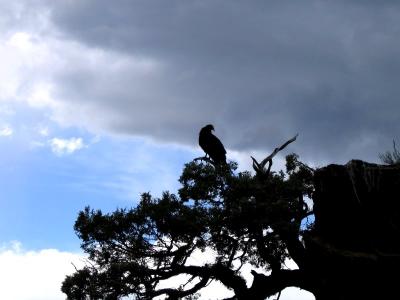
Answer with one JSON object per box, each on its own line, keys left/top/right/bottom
{"left": 1, "top": 0, "right": 399, "bottom": 299}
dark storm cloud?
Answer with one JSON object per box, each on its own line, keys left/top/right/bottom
{"left": 33, "top": 1, "right": 400, "bottom": 162}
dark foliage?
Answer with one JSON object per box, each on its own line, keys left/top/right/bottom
{"left": 62, "top": 152, "right": 314, "bottom": 300}
{"left": 63, "top": 136, "right": 400, "bottom": 300}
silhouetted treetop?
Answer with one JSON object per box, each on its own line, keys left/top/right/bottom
{"left": 62, "top": 136, "right": 400, "bottom": 300}
{"left": 379, "top": 139, "right": 400, "bottom": 165}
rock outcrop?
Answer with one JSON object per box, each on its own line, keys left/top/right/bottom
{"left": 307, "top": 160, "right": 400, "bottom": 299}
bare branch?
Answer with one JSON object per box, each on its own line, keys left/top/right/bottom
{"left": 274, "top": 290, "right": 282, "bottom": 300}
{"left": 379, "top": 139, "right": 400, "bottom": 165}
{"left": 252, "top": 134, "right": 298, "bottom": 176}
{"left": 71, "top": 262, "right": 79, "bottom": 272}
{"left": 227, "top": 242, "right": 239, "bottom": 268}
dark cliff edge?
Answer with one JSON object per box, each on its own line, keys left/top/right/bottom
{"left": 306, "top": 160, "right": 400, "bottom": 299}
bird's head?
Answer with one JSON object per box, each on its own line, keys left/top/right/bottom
{"left": 203, "top": 124, "right": 215, "bottom": 132}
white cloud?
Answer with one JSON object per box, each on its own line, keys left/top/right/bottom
{"left": 278, "top": 288, "right": 315, "bottom": 300}
{"left": 26, "top": 82, "right": 57, "bottom": 109}
{"left": 0, "top": 124, "right": 13, "bottom": 136}
{"left": 0, "top": 242, "right": 85, "bottom": 300}
{"left": 30, "top": 140, "right": 46, "bottom": 149}
{"left": 49, "top": 137, "right": 86, "bottom": 155}
{"left": 38, "top": 126, "right": 49, "bottom": 136}
{"left": 7, "top": 32, "right": 33, "bottom": 52}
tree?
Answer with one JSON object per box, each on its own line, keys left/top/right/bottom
{"left": 63, "top": 135, "right": 400, "bottom": 299}
{"left": 379, "top": 139, "right": 400, "bottom": 165}
{"left": 61, "top": 136, "right": 316, "bottom": 299}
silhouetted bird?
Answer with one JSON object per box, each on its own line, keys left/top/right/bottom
{"left": 199, "top": 124, "right": 226, "bottom": 165}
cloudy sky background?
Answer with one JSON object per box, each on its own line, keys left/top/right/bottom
{"left": 1, "top": 0, "right": 400, "bottom": 299}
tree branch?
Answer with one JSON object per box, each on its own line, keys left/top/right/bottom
{"left": 184, "top": 264, "right": 248, "bottom": 297}
{"left": 251, "top": 134, "right": 298, "bottom": 176}
{"left": 254, "top": 227, "right": 281, "bottom": 273}
{"left": 150, "top": 275, "right": 210, "bottom": 299}
{"left": 280, "top": 230, "right": 308, "bottom": 270}
{"left": 247, "top": 269, "right": 310, "bottom": 299}
{"left": 154, "top": 252, "right": 309, "bottom": 299}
